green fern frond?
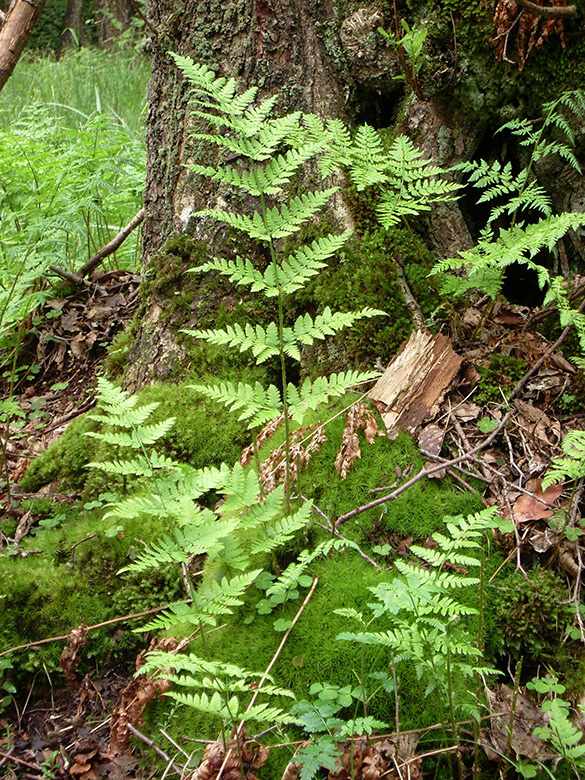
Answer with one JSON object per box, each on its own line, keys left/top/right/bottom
{"left": 220, "top": 463, "right": 261, "bottom": 512}
{"left": 286, "top": 370, "right": 379, "bottom": 424}
{"left": 86, "top": 451, "right": 179, "bottom": 476}
{"left": 432, "top": 212, "right": 585, "bottom": 299}
{"left": 250, "top": 500, "right": 312, "bottom": 555}
{"left": 348, "top": 124, "right": 390, "bottom": 189}
{"left": 188, "top": 144, "right": 322, "bottom": 196}
{"left": 542, "top": 430, "right": 585, "bottom": 488}
{"left": 118, "top": 516, "right": 238, "bottom": 572}
{"left": 85, "top": 418, "right": 175, "bottom": 449}
{"left": 189, "top": 380, "right": 282, "bottom": 428}
{"left": 197, "top": 188, "right": 338, "bottom": 241}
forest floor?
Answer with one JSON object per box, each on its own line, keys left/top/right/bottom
{"left": 2, "top": 275, "right": 585, "bottom": 779}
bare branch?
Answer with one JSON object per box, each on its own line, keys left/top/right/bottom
{"left": 516, "top": 0, "right": 577, "bottom": 17}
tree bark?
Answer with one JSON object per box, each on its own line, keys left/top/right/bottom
{"left": 0, "top": 0, "right": 48, "bottom": 92}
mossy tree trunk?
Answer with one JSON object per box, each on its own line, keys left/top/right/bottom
{"left": 127, "top": 0, "right": 584, "bottom": 388}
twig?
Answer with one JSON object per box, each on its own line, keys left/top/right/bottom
{"left": 127, "top": 723, "right": 183, "bottom": 777}
{"left": 420, "top": 451, "right": 490, "bottom": 484}
{"left": 502, "top": 483, "right": 530, "bottom": 581}
{"left": 70, "top": 533, "right": 97, "bottom": 553}
{"left": 49, "top": 208, "right": 144, "bottom": 285}
{"left": 506, "top": 296, "right": 585, "bottom": 404}
{"left": 516, "top": 0, "right": 576, "bottom": 16}
{"left": 336, "top": 412, "right": 513, "bottom": 527}
{"left": 216, "top": 576, "right": 319, "bottom": 780}
{"left": 0, "top": 749, "right": 40, "bottom": 772}
{"left": 0, "top": 595, "right": 200, "bottom": 658}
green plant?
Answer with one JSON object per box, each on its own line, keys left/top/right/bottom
{"left": 336, "top": 508, "right": 502, "bottom": 744}
{"left": 174, "top": 57, "right": 384, "bottom": 496}
{"left": 433, "top": 91, "right": 585, "bottom": 351}
{"left": 173, "top": 58, "right": 464, "bottom": 499}
{"left": 496, "top": 568, "right": 572, "bottom": 660}
{"left": 0, "top": 657, "right": 16, "bottom": 714}
{"left": 543, "top": 430, "right": 585, "bottom": 489}
{"left": 522, "top": 676, "right": 585, "bottom": 778}
{"left": 379, "top": 19, "right": 428, "bottom": 99}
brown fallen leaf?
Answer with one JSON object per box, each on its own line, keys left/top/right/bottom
{"left": 481, "top": 684, "right": 555, "bottom": 763}
{"left": 502, "top": 478, "right": 563, "bottom": 524}
{"left": 335, "top": 403, "right": 382, "bottom": 479}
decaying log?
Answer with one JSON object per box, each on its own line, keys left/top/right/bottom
{"left": 368, "top": 329, "right": 462, "bottom": 436}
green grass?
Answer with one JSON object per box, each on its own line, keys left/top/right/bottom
{"left": 0, "top": 45, "right": 149, "bottom": 134}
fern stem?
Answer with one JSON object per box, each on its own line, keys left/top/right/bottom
{"left": 260, "top": 191, "right": 291, "bottom": 503}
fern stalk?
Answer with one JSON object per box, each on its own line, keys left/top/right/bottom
{"left": 262, "top": 190, "right": 292, "bottom": 500}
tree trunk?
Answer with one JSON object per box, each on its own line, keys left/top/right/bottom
{"left": 0, "top": 0, "right": 48, "bottom": 92}
{"left": 62, "top": 0, "right": 84, "bottom": 47}
{"left": 127, "top": 0, "right": 580, "bottom": 389}
{"left": 98, "top": 0, "right": 132, "bottom": 45}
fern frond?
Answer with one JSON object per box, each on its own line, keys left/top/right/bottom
{"left": 273, "top": 232, "right": 352, "bottom": 295}
{"left": 433, "top": 213, "right": 585, "bottom": 299}
{"left": 286, "top": 370, "right": 379, "bottom": 424}
{"left": 542, "top": 430, "right": 585, "bottom": 488}
{"left": 118, "top": 516, "right": 238, "bottom": 572}
{"left": 189, "top": 381, "right": 282, "bottom": 428}
{"left": 86, "top": 451, "right": 179, "bottom": 476}
{"left": 85, "top": 418, "right": 175, "bottom": 449}
{"left": 283, "top": 307, "right": 385, "bottom": 359}
{"left": 250, "top": 500, "right": 312, "bottom": 555}
{"left": 220, "top": 462, "right": 261, "bottom": 513}
{"left": 188, "top": 144, "right": 322, "bottom": 196}
{"left": 197, "top": 188, "right": 338, "bottom": 241}
{"left": 348, "top": 124, "right": 390, "bottom": 189}
{"left": 185, "top": 321, "right": 281, "bottom": 363}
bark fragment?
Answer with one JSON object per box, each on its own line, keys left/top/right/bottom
{"left": 368, "top": 330, "right": 462, "bottom": 436}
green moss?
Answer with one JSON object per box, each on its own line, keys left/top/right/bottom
{"left": 0, "top": 503, "right": 184, "bottom": 681}
{"left": 18, "top": 414, "right": 100, "bottom": 493}
{"left": 496, "top": 568, "right": 573, "bottom": 662}
{"left": 19, "top": 375, "right": 260, "bottom": 499}
{"left": 475, "top": 353, "right": 527, "bottom": 405}
{"left": 292, "top": 227, "right": 438, "bottom": 375}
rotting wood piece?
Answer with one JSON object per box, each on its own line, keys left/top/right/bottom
{"left": 368, "top": 330, "right": 462, "bottom": 436}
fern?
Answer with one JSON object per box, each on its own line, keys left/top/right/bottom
{"left": 435, "top": 90, "right": 585, "bottom": 348}
{"left": 336, "top": 508, "right": 501, "bottom": 719}
{"left": 542, "top": 431, "right": 585, "bottom": 488}
{"left": 346, "top": 131, "right": 460, "bottom": 227}
{"left": 173, "top": 55, "right": 389, "bottom": 495}
{"left": 138, "top": 650, "right": 296, "bottom": 726}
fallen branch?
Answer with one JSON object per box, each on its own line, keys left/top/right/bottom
{"left": 516, "top": 0, "right": 577, "bottom": 16}
{"left": 49, "top": 208, "right": 144, "bottom": 285}
{"left": 336, "top": 411, "right": 513, "bottom": 527}
{"left": 0, "top": 594, "right": 199, "bottom": 658}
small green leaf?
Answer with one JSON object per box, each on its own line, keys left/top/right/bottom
{"left": 516, "top": 762, "right": 538, "bottom": 779}
{"left": 477, "top": 417, "right": 498, "bottom": 433}
{"left": 273, "top": 618, "right": 293, "bottom": 632}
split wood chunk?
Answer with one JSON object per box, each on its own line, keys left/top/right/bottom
{"left": 368, "top": 330, "right": 462, "bottom": 436}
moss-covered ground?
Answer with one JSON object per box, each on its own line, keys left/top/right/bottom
{"left": 9, "top": 380, "right": 582, "bottom": 779}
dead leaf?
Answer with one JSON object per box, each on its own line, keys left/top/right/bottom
{"left": 503, "top": 479, "right": 563, "bottom": 524}
{"left": 60, "top": 624, "right": 89, "bottom": 690}
{"left": 482, "top": 684, "right": 554, "bottom": 763}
